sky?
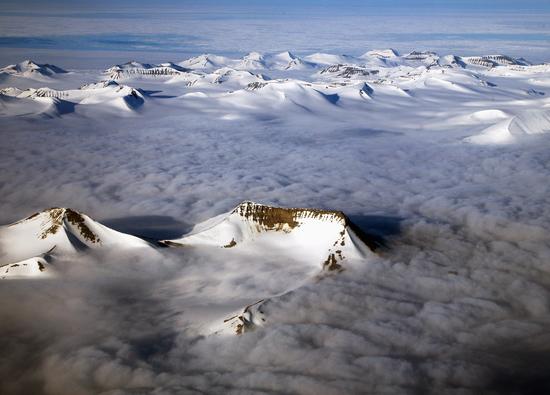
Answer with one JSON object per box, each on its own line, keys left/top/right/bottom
{"left": 3, "top": 0, "right": 550, "bottom": 11}
{"left": 0, "top": 0, "right": 550, "bottom": 67}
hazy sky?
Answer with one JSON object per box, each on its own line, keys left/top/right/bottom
{"left": 3, "top": 0, "right": 550, "bottom": 11}
{"left": 0, "top": 1, "right": 549, "bottom": 67}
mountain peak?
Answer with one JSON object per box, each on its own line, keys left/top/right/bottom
{"left": 464, "top": 54, "right": 530, "bottom": 68}
{"left": 365, "top": 48, "right": 399, "bottom": 58}
{"left": 244, "top": 52, "right": 264, "bottom": 61}
{"left": 277, "top": 51, "right": 297, "bottom": 60}
{"left": 232, "top": 201, "right": 347, "bottom": 232}
{"left": 164, "top": 201, "right": 379, "bottom": 259}
{"left": 1, "top": 207, "right": 149, "bottom": 277}
{"left": 18, "top": 207, "right": 100, "bottom": 243}
{"left": 0, "top": 60, "right": 67, "bottom": 77}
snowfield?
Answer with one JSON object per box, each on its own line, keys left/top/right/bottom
{"left": 1, "top": 50, "right": 550, "bottom": 394}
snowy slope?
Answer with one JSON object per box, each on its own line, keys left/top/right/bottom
{"left": 465, "top": 109, "right": 550, "bottom": 144}
{"left": 0, "top": 60, "right": 67, "bottom": 78}
{"left": 104, "top": 61, "right": 192, "bottom": 80}
{"left": 1, "top": 257, "right": 52, "bottom": 279}
{"left": 163, "top": 201, "right": 379, "bottom": 335}
{"left": 363, "top": 48, "right": 400, "bottom": 59}
{"left": 235, "top": 52, "right": 267, "bottom": 70}
{"left": 0, "top": 81, "right": 145, "bottom": 116}
{"left": 0, "top": 208, "right": 150, "bottom": 278}
{"left": 464, "top": 54, "right": 531, "bottom": 68}
{"left": 181, "top": 51, "right": 315, "bottom": 72}
{"left": 165, "top": 201, "right": 376, "bottom": 260}
{"left": 268, "top": 51, "right": 316, "bottom": 70}
{"left": 179, "top": 54, "right": 235, "bottom": 70}
{"left": 1, "top": 51, "right": 549, "bottom": 146}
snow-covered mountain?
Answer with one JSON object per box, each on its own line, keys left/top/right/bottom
{"left": 182, "top": 51, "right": 315, "bottom": 72}
{"left": 0, "top": 50, "right": 548, "bottom": 144}
{"left": 319, "top": 64, "right": 379, "bottom": 79}
{"left": 0, "top": 208, "right": 149, "bottom": 278}
{"left": 235, "top": 51, "right": 267, "bottom": 70}
{"left": 1, "top": 256, "right": 52, "bottom": 279}
{"left": 364, "top": 48, "right": 400, "bottom": 59}
{"left": 104, "top": 61, "right": 191, "bottom": 80}
{"left": 437, "top": 54, "right": 467, "bottom": 68}
{"left": 179, "top": 54, "right": 234, "bottom": 70}
{"left": 1, "top": 202, "right": 381, "bottom": 337}
{"left": 404, "top": 50, "right": 439, "bottom": 64}
{"left": 268, "top": 51, "right": 315, "bottom": 70}
{"left": 208, "top": 67, "right": 268, "bottom": 87}
{"left": 305, "top": 52, "right": 359, "bottom": 66}
{"left": 0, "top": 60, "right": 67, "bottom": 78}
{"left": 464, "top": 54, "right": 531, "bottom": 68}
{"left": 465, "top": 109, "right": 550, "bottom": 144}
{"left": 164, "top": 201, "right": 377, "bottom": 262}
{"left": 0, "top": 81, "right": 145, "bottom": 116}
{"left": 162, "top": 201, "right": 379, "bottom": 335}
{"left": 1, "top": 202, "right": 378, "bottom": 282}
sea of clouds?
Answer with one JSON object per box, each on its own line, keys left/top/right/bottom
{"left": 1, "top": 97, "right": 550, "bottom": 393}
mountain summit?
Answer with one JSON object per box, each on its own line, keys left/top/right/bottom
{"left": 0, "top": 208, "right": 149, "bottom": 278}
{"left": 163, "top": 201, "right": 378, "bottom": 270}
{"left": 0, "top": 60, "right": 67, "bottom": 77}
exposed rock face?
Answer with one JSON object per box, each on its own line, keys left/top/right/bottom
{"left": 233, "top": 201, "right": 340, "bottom": 232}
{"left": 38, "top": 208, "right": 65, "bottom": 239}
{"left": 1, "top": 83, "right": 143, "bottom": 103}
{"left": 0, "top": 87, "right": 69, "bottom": 99}
{"left": 20, "top": 207, "right": 101, "bottom": 243}
{"left": 221, "top": 300, "right": 266, "bottom": 335}
{"left": 80, "top": 80, "right": 120, "bottom": 90}
{"left": 284, "top": 57, "right": 307, "bottom": 70}
{"left": 0, "top": 208, "right": 101, "bottom": 278}
{"left": 359, "top": 82, "right": 374, "bottom": 97}
{"left": 105, "top": 62, "right": 191, "bottom": 80}
{"left": 246, "top": 81, "right": 268, "bottom": 90}
{"left": 465, "top": 55, "right": 529, "bottom": 68}
{"left": 163, "top": 201, "right": 380, "bottom": 270}
{"left": 483, "top": 55, "right": 526, "bottom": 65}
{"left": 405, "top": 51, "right": 438, "bottom": 60}
{"left": 320, "top": 64, "right": 379, "bottom": 78}
{"left": 403, "top": 51, "right": 436, "bottom": 65}
{"left": 233, "top": 201, "right": 379, "bottom": 249}
{"left": 65, "top": 209, "right": 100, "bottom": 243}
{"left": 1, "top": 257, "right": 50, "bottom": 279}
{"left": 466, "top": 57, "right": 498, "bottom": 68}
